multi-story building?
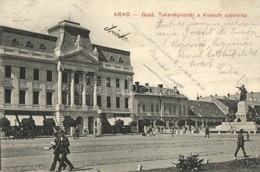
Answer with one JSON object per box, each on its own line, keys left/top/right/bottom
{"left": 0, "top": 20, "right": 134, "bottom": 135}
{"left": 133, "top": 82, "right": 189, "bottom": 131}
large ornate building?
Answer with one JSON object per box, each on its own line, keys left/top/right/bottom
{"left": 0, "top": 20, "right": 134, "bottom": 135}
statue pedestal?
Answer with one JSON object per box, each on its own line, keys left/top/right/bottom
{"left": 235, "top": 101, "right": 249, "bottom": 122}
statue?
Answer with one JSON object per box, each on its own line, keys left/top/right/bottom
{"left": 236, "top": 85, "right": 248, "bottom": 101}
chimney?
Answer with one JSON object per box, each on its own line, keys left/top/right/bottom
{"left": 145, "top": 83, "right": 149, "bottom": 86}
{"left": 135, "top": 81, "right": 140, "bottom": 92}
{"left": 158, "top": 84, "right": 163, "bottom": 95}
{"left": 227, "top": 93, "right": 230, "bottom": 99}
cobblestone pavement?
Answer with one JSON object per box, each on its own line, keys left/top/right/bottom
{"left": 1, "top": 133, "right": 260, "bottom": 171}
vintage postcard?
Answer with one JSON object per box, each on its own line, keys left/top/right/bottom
{"left": 0, "top": 0, "right": 260, "bottom": 171}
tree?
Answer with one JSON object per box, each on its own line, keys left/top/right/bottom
{"left": 43, "top": 118, "right": 56, "bottom": 135}
{"left": 0, "top": 117, "right": 11, "bottom": 132}
{"left": 197, "top": 121, "right": 203, "bottom": 127}
{"left": 178, "top": 119, "right": 185, "bottom": 127}
{"left": 226, "top": 113, "right": 236, "bottom": 122}
{"left": 21, "top": 118, "right": 35, "bottom": 130}
{"left": 114, "top": 119, "right": 124, "bottom": 133}
{"left": 63, "top": 116, "right": 76, "bottom": 134}
{"left": 156, "top": 119, "right": 165, "bottom": 126}
{"left": 130, "top": 121, "right": 137, "bottom": 136}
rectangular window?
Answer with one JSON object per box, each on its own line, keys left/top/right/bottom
{"left": 5, "top": 65, "right": 11, "bottom": 78}
{"left": 106, "top": 77, "right": 111, "bottom": 87}
{"left": 62, "top": 91, "right": 68, "bottom": 105}
{"left": 138, "top": 104, "right": 141, "bottom": 113}
{"left": 33, "top": 69, "right": 39, "bottom": 80}
{"left": 19, "top": 90, "right": 26, "bottom": 104}
{"left": 164, "top": 105, "right": 167, "bottom": 114}
{"left": 116, "top": 79, "right": 120, "bottom": 88}
{"left": 75, "top": 73, "right": 80, "bottom": 84}
{"left": 47, "top": 70, "right": 52, "bottom": 82}
{"left": 97, "top": 96, "right": 102, "bottom": 107}
{"left": 97, "top": 76, "right": 101, "bottom": 86}
{"left": 107, "top": 96, "right": 111, "bottom": 108}
{"left": 5, "top": 89, "right": 11, "bottom": 103}
{"left": 173, "top": 106, "right": 176, "bottom": 114}
{"left": 116, "top": 97, "right": 120, "bottom": 108}
{"left": 62, "top": 72, "right": 67, "bottom": 83}
{"left": 151, "top": 105, "right": 154, "bottom": 113}
{"left": 124, "top": 79, "right": 128, "bottom": 89}
{"left": 169, "top": 105, "right": 172, "bottom": 114}
{"left": 125, "top": 98, "right": 129, "bottom": 109}
{"left": 20, "top": 67, "right": 26, "bottom": 79}
{"left": 142, "top": 104, "right": 145, "bottom": 112}
{"left": 74, "top": 91, "right": 82, "bottom": 105}
{"left": 33, "top": 91, "right": 39, "bottom": 105}
{"left": 156, "top": 105, "right": 159, "bottom": 113}
{"left": 46, "top": 92, "right": 52, "bottom": 105}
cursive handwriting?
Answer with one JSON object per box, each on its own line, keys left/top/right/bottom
{"left": 104, "top": 25, "right": 131, "bottom": 41}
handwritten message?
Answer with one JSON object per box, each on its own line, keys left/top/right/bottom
{"left": 130, "top": 17, "right": 260, "bottom": 92}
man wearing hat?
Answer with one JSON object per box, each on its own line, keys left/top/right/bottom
{"left": 234, "top": 129, "right": 247, "bottom": 159}
{"left": 49, "top": 131, "right": 67, "bottom": 171}
{"left": 57, "top": 131, "right": 74, "bottom": 171}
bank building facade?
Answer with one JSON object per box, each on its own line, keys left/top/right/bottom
{"left": 0, "top": 20, "right": 134, "bottom": 136}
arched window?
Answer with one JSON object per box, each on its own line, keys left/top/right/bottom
{"left": 118, "top": 57, "right": 124, "bottom": 63}
{"left": 109, "top": 55, "right": 115, "bottom": 61}
{"left": 26, "top": 41, "right": 34, "bottom": 48}
{"left": 12, "top": 38, "right": 19, "bottom": 46}
{"left": 39, "top": 43, "right": 47, "bottom": 50}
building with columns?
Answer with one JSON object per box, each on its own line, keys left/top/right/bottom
{"left": 0, "top": 20, "right": 134, "bottom": 135}
{"left": 133, "top": 82, "right": 189, "bottom": 131}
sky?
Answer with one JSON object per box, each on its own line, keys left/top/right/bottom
{"left": 1, "top": 0, "right": 260, "bottom": 99}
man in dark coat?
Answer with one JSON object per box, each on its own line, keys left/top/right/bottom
{"left": 234, "top": 129, "right": 247, "bottom": 159}
{"left": 205, "top": 126, "right": 210, "bottom": 138}
{"left": 57, "top": 132, "right": 74, "bottom": 171}
{"left": 49, "top": 132, "right": 67, "bottom": 171}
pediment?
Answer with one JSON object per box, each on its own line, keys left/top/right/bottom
{"left": 61, "top": 50, "right": 98, "bottom": 64}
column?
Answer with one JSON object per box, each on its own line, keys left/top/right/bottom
{"left": 70, "top": 70, "right": 75, "bottom": 107}
{"left": 57, "top": 62, "right": 63, "bottom": 105}
{"left": 82, "top": 72, "right": 87, "bottom": 107}
{"left": 93, "top": 74, "right": 97, "bottom": 108}
{"left": 96, "top": 115, "right": 102, "bottom": 137}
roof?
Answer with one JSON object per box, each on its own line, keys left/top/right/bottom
{"left": 216, "top": 99, "right": 239, "bottom": 109}
{"left": 92, "top": 44, "right": 131, "bottom": 66}
{"left": 133, "top": 84, "right": 188, "bottom": 99}
{"left": 188, "top": 100, "right": 226, "bottom": 118}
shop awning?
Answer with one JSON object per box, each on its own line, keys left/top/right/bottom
{"left": 31, "top": 115, "right": 45, "bottom": 126}
{"left": 107, "top": 117, "right": 117, "bottom": 126}
{"left": 45, "top": 115, "right": 58, "bottom": 125}
{"left": 116, "top": 117, "right": 133, "bottom": 126}
{"left": 17, "top": 115, "right": 30, "bottom": 123}
{"left": 5, "top": 115, "right": 18, "bottom": 126}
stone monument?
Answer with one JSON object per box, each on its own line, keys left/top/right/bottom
{"left": 215, "top": 85, "right": 258, "bottom": 133}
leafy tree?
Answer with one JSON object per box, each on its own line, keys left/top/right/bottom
{"left": 21, "top": 118, "right": 35, "bottom": 130}
{"left": 63, "top": 116, "right": 76, "bottom": 128}
{"left": 178, "top": 119, "right": 185, "bottom": 127}
{"left": 197, "top": 121, "right": 203, "bottom": 127}
{"left": 43, "top": 118, "right": 56, "bottom": 135}
{"left": 114, "top": 119, "right": 124, "bottom": 133}
{"left": 130, "top": 121, "right": 137, "bottom": 136}
{"left": 187, "top": 119, "right": 195, "bottom": 126}
{"left": 226, "top": 113, "right": 236, "bottom": 122}
{"left": 0, "top": 117, "right": 11, "bottom": 132}
{"left": 169, "top": 122, "right": 174, "bottom": 127}
{"left": 156, "top": 119, "right": 165, "bottom": 126}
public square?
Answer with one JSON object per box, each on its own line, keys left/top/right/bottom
{"left": 1, "top": 133, "right": 260, "bottom": 172}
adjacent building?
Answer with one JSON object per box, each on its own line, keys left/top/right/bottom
{"left": 133, "top": 82, "right": 189, "bottom": 131}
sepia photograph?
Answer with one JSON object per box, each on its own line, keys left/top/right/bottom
{"left": 0, "top": 0, "right": 260, "bottom": 171}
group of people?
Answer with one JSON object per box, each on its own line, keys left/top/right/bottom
{"left": 49, "top": 131, "right": 75, "bottom": 171}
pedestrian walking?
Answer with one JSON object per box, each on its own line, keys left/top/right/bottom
{"left": 234, "top": 129, "right": 247, "bottom": 159}
{"left": 57, "top": 131, "right": 75, "bottom": 171}
{"left": 49, "top": 132, "right": 67, "bottom": 171}
{"left": 205, "top": 126, "right": 210, "bottom": 138}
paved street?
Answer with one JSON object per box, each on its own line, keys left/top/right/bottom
{"left": 1, "top": 133, "right": 260, "bottom": 171}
